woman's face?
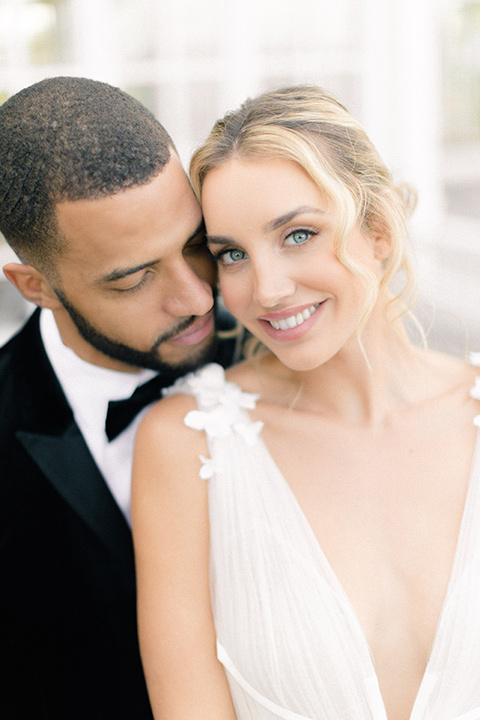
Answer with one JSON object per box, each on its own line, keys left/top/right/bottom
{"left": 202, "top": 156, "right": 386, "bottom": 372}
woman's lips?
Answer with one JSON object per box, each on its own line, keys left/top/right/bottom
{"left": 258, "top": 301, "right": 326, "bottom": 341}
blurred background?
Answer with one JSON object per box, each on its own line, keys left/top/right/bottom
{"left": 0, "top": 0, "right": 479, "bottom": 355}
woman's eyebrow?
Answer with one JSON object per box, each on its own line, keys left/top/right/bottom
{"left": 265, "top": 205, "right": 326, "bottom": 232}
{"left": 206, "top": 235, "right": 230, "bottom": 246}
{"left": 206, "top": 206, "right": 326, "bottom": 246}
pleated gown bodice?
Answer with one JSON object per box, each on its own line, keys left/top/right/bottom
{"left": 166, "top": 363, "right": 480, "bottom": 720}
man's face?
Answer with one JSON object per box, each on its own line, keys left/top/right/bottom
{"left": 50, "top": 154, "right": 217, "bottom": 374}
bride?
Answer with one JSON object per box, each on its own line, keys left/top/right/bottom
{"left": 132, "top": 85, "right": 480, "bottom": 720}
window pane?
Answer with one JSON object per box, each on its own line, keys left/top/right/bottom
{"left": 116, "top": 0, "right": 156, "bottom": 62}
{"left": 443, "top": 1, "right": 480, "bottom": 144}
{"left": 28, "top": 0, "right": 67, "bottom": 65}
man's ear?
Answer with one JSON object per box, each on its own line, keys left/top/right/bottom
{"left": 3, "top": 262, "right": 62, "bottom": 310}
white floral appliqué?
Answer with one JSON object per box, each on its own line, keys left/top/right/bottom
{"left": 470, "top": 376, "right": 480, "bottom": 425}
{"left": 468, "top": 356, "right": 480, "bottom": 427}
{"left": 470, "top": 376, "right": 480, "bottom": 401}
{"left": 468, "top": 351, "right": 480, "bottom": 368}
{"left": 233, "top": 421, "right": 264, "bottom": 446}
{"left": 165, "top": 364, "right": 263, "bottom": 478}
{"left": 198, "top": 454, "right": 216, "bottom": 480}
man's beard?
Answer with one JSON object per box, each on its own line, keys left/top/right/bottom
{"left": 53, "top": 287, "right": 218, "bottom": 376}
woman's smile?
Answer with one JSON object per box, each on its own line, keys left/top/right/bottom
{"left": 258, "top": 301, "right": 325, "bottom": 340}
{"left": 203, "top": 156, "right": 383, "bottom": 370}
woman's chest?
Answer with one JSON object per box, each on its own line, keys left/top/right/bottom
{"left": 251, "top": 405, "right": 479, "bottom": 718}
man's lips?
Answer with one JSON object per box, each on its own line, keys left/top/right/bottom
{"left": 168, "top": 312, "right": 214, "bottom": 346}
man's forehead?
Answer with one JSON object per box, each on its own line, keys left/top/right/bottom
{"left": 55, "top": 153, "right": 195, "bottom": 220}
{"left": 54, "top": 160, "right": 201, "bottom": 253}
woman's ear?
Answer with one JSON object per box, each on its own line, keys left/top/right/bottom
{"left": 366, "top": 216, "right": 391, "bottom": 261}
{"left": 3, "top": 262, "right": 62, "bottom": 310}
{"left": 373, "top": 234, "right": 391, "bottom": 261}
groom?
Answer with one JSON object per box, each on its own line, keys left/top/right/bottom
{"left": 0, "top": 77, "right": 235, "bottom": 719}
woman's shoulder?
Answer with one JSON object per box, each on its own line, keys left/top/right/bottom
{"left": 465, "top": 351, "right": 480, "bottom": 411}
{"left": 137, "top": 391, "right": 203, "bottom": 460}
{"left": 135, "top": 367, "right": 218, "bottom": 458}
{"left": 425, "top": 348, "right": 479, "bottom": 389}
{"left": 134, "top": 388, "right": 210, "bottom": 492}
{"left": 143, "top": 390, "right": 199, "bottom": 429}
{"left": 417, "top": 348, "right": 480, "bottom": 426}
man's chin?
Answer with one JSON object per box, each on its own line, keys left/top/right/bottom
{"left": 53, "top": 284, "right": 218, "bottom": 375}
{"left": 155, "top": 336, "right": 218, "bottom": 377}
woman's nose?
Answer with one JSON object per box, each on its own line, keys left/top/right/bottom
{"left": 252, "top": 259, "right": 296, "bottom": 308}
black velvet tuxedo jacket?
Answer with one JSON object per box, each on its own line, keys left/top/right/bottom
{"left": 0, "top": 310, "right": 154, "bottom": 719}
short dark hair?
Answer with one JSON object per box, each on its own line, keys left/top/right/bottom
{"left": 0, "top": 76, "right": 173, "bottom": 270}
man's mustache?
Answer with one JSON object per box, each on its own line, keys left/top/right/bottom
{"left": 152, "top": 307, "right": 214, "bottom": 350}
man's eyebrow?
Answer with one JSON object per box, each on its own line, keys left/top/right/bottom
{"left": 96, "top": 260, "right": 160, "bottom": 284}
{"left": 97, "top": 221, "right": 206, "bottom": 284}
{"left": 206, "top": 206, "right": 325, "bottom": 246}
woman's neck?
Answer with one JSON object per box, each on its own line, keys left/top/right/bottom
{"left": 266, "top": 315, "right": 455, "bottom": 428}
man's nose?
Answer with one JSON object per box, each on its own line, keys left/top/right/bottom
{"left": 162, "top": 260, "right": 214, "bottom": 317}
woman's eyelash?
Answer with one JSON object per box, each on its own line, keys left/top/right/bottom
{"left": 284, "top": 228, "right": 317, "bottom": 245}
{"left": 208, "top": 247, "right": 237, "bottom": 261}
{"left": 207, "top": 227, "right": 318, "bottom": 263}
{"left": 207, "top": 247, "right": 222, "bottom": 260}
{"left": 217, "top": 248, "right": 247, "bottom": 265}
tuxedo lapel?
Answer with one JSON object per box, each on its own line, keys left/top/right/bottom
{"left": 17, "top": 425, "right": 135, "bottom": 583}
{"left": 8, "top": 311, "right": 135, "bottom": 584}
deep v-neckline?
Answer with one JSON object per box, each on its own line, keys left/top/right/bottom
{"left": 254, "top": 424, "right": 480, "bottom": 720}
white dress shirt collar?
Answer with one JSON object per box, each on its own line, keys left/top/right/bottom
{"left": 39, "top": 309, "right": 158, "bottom": 524}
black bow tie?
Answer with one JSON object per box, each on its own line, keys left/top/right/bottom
{"left": 105, "top": 373, "right": 173, "bottom": 441}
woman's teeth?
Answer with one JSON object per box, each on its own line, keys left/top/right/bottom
{"left": 267, "top": 303, "right": 319, "bottom": 330}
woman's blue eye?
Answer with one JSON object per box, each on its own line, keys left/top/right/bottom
{"left": 285, "top": 230, "right": 312, "bottom": 246}
{"left": 221, "top": 249, "right": 247, "bottom": 265}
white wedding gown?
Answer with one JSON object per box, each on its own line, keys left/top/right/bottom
{"left": 166, "top": 363, "right": 480, "bottom": 720}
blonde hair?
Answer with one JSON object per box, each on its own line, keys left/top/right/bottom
{"left": 190, "top": 85, "right": 417, "bottom": 341}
